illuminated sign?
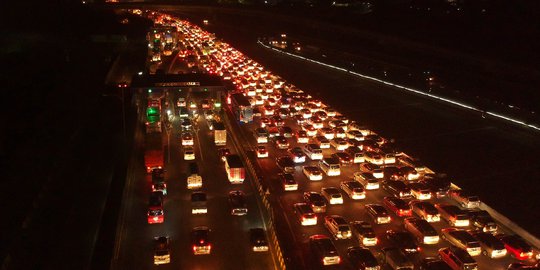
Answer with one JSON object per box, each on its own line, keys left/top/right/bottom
{"left": 155, "top": 82, "right": 200, "bottom": 87}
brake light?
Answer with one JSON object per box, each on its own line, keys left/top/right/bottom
{"left": 337, "top": 256, "right": 341, "bottom": 264}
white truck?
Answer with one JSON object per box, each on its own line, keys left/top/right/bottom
{"left": 187, "top": 162, "right": 202, "bottom": 189}
{"left": 214, "top": 122, "right": 227, "bottom": 146}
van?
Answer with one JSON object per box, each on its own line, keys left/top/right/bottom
{"left": 380, "top": 247, "right": 414, "bottom": 270}
{"left": 436, "top": 204, "right": 470, "bottom": 227}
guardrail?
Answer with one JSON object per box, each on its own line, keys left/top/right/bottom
{"left": 257, "top": 40, "right": 540, "bottom": 132}
{"left": 221, "top": 107, "right": 286, "bottom": 270}
{"left": 259, "top": 41, "right": 540, "bottom": 253}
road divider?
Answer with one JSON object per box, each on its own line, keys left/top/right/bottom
{"left": 257, "top": 40, "right": 540, "bottom": 132}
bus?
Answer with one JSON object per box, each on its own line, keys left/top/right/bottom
{"left": 230, "top": 93, "right": 253, "bottom": 123}
{"left": 319, "top": 157, "right": 341, "bottom": 176}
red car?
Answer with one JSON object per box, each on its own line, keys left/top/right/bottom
{"left": 383, "top": 196, "right": 412, "bottom": 217}
{"left": 497, "top": 235, "right": 534, "bottom": 260}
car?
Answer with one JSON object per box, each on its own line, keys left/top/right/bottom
{"left": 321, "top": 187, "right": 344, "bottom": 205}
{"left": 347, "top": 246, "right": 381, "bottom": 270}
{"left": 472, "top": 232, "right": 507, "bottom": 258}
{"left": 309, "top": 235, "right": 341, "bottom": 266}
{"left": 218, "top": 147, "right": 230, "bottom": 162}
{"left": 382, "top": 180, "right": 412, "bottom": 199}
{"left": 279, "top": 173, "right": 298, "bottom": 191}
{"left": 408, "top": 182, "right": 432, "bottom": 200}
{"left": 319, "top": 127, "right": 335, "bottom": 140}
{"left": 303, "top": 144, "right": 323, "bottom": 160}
{"left": 147, "top": 192, "right": 164, "bottom": 224}
{"left": 266, "top": 125, "right": 280, "bottom": 137}
{"left": 334, "top": 127, "right": 346, "bottom": 138}
{"left": 279, "top": 126, "right": 293, "bottom": 138}
{"left": 364, "top": 151, "right": 384, "bottom": 165}
{"left": 151, "top": 168, "right": 165, "bottom": 184}
{"left": 249, "top": 228, "right": 269, "bottom": 252}
{"left": 436, "top": 204, "right": 471, "bottom": 227}
{"left": 353, "top": 172, "right": 380, "bottom": 190}
{"left": 365, "top": 204, "right": 391, "bottom": 224}
{"left": 346, "top": 129, "right": 364, "bottom": 141}
{"left": 153, "top": 236, "right": 171, "bottom": 265}
{"left": 468, "top": 210, "right": 498, "bottom": 233}
{"left": 191, "top": 226, "right": 212, "bottom": 255}
{"left": 332, "top": 152, "right": 353, "bottom": 166}
{"left": 441, "top": 228, "right": 482, "bottom": 256}
{"left": 419, "top": 257, "right": 452, "bottom": 270}
{"left": 276, "top": 156, "right": 295, "bottom": 173}
{"left": 254, "top": 127, "right": 269, "bottom": 143}
{"left": 403, "top": 217, "right": 440, "bottom": 245}
{"left": 303, "top": 166, "right": 323, "bottom": 181}
{"left": 383, "top": 196, "right": 412, "bottom": 217}
{"left": 295, "top": 130, "right": 309, "bottom": 143}
{"left": 294, "top": 202, "right": 318, "bottom": 226}
{"left": 303, "top": 192, "right": 327, "bottom": 213}
{"left": 360, "top": 162, "right": 384, "bottom": 178}
{"left": 421, "top": 176, "right": 451, "bottom": 198}
{"left": 380, "top": 247, "right": 415, "bottom": 270}
{"left": 340, "top": 181, "right": 366, "bottom": 200}
{"left": 181, "top": 132, "right": 194, "bottom": 146}
{"left": 263, "top": 104, "right": 274, "bottom": 115}
{"left": 184, "top": 146, "right": 195, "bottom": 160}
{"left": 438, "top": 246, "right": 478, "bottom": 270}
{"left": 386, "top": 229, "right": 421, "bottom": 253}
{"left": 350, "top": 221, "right": 378, "bottom": 247}
{"left": 400, "top": 166, "right": 420, "bottom": 181}
{"left": 288, "top": 147, "right": 307, "bottom": 163}
{"left": 314, "top": 135, "right": 331, "bottom": 149}
{"left": 229, "top": 190, "right": 248, "bottom": 216}
{"left": 449, "top": 189, "right": 481, "bottom": 209}
{"left": 507, "top": 263, "right": 540, "bottom": 270}
{"left": 410, "top": 201, "right": 441, "bottom": 223}
{"left": 273, "top": 135, "right": 289, "bottom": 150}
{"left": 331, "top": 138, "right": 349, "bottom": 151}
{"left": 256, "top": 145, "right": 268, "bottom": 158}
{"left": 180, "top": 119, "right": 192, "bottom": 131}
{"left": 497, "top": 234, "right": 534, "bottom": 260}
{"left": 325, "top": 215, "right": 352, "bottom": 239}
{"left": 152, "top": 182, "right": 167, "bottom": 196}
{"left": 260, "top": 117, "right": 271, "bottom": 128}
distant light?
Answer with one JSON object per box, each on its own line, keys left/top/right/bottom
{"left": 138, "top": 71, "right": 143, "bottom": 75}
{"left": 148, "top": 89, "right": 152, "bottom": 93}
{"left": 167, "top": 110, "right": 171, "bottom": 116}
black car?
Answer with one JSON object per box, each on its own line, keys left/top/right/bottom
{"left": 421, "top": 176, "right": 451, "bottom": 198}
{"left": 276, "top": 156, "right": 295, "bottom": 173}
{"left": 419, "top": 257, "right": 452, "bottom": 270}
{"left": 249, "top": 228, "right": 269, "bottom": 252}
{"left": 279, "top": 126, "right": 293, "bottom": 138}
{"left": 347, "top": 246, "right": 380, "bottom": 270}
{"left": 303, "top": 192, "right": 327, "bottom": 213}
{"left": 152, "top": 168, "right": 165, "bottom": 184}
{"left": 386, "top": 230, "right": 420, "bottom": 253}
{"left": 468, "top": 210, "right": 498, "bottom": 233}
{"left": 382, "top": 180, "right": 412, "bottom": 199}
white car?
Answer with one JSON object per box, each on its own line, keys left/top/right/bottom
{"left": 184, "top": 146, "right": 195, "bottom": 160}
{"left": 182, "top": 133, "right": 194, "bottom": 146}
{"left": 340, "top": 181, "right": 366, "bottom": 200}
{"left": 321, "top": 187, "right": 343, "bottom": 205}
{"left": 303, "top": 166, "right": 323, "bottom": 181}
{"left": 256, "top": 146, "right": 269, "bottom": 158}
{"left": 330, "top": 138, "right": 349, "bottom": 151}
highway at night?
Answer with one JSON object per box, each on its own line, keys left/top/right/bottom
{"left": 110, "top": 9, "right": 540, "bottom": 270}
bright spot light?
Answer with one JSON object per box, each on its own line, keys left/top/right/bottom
{"left": 138, "top": 71, "right": 143, "bottom": 75}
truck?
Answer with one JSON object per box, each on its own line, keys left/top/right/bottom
{"left": 144, "top": 134, "right": 164, "bottom": 173}
{"left": 225, "top": 154, "right": 245, "bottom": 184}
{"left": 213, "top": 122, "right": 227, "bottom": 146}
{"left": 187, "top": 162, "right": 203, "bottom": 189}
{"left": 191, "top": 192, "right": 207, "bottom": 214}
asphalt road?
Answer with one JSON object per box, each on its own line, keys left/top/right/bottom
{"left": 112, "top": 55, "right": 276, "bottom": 269}
{"left": 172, "top": 12, "right": 540, "bottom": 239}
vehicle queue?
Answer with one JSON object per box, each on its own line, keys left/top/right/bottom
{"left": 141, "top": 10, "right": 539, "bottom": 270}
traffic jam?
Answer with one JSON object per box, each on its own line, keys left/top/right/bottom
{"left": 142, "top": 11, "right": 539, "bottom": 270}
